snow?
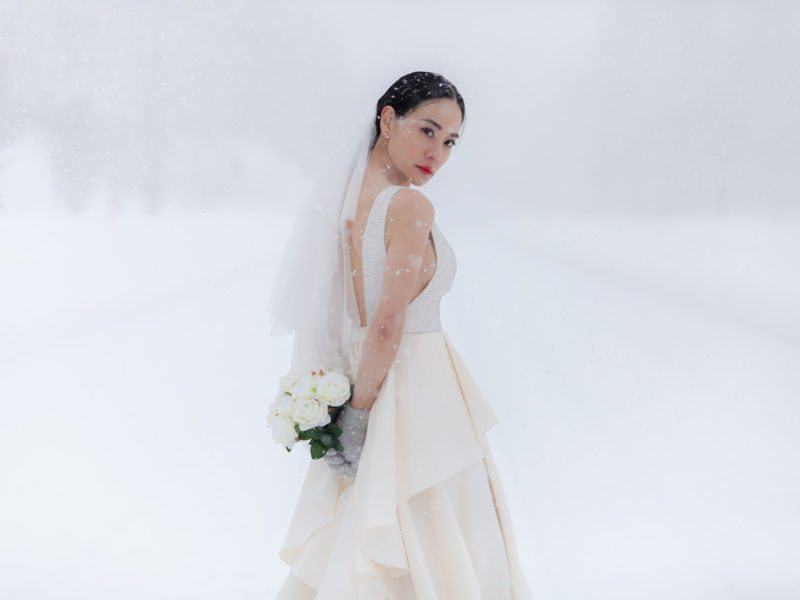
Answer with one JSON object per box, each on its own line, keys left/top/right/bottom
{"left": 1, "top": 211, "right": 797, "bottom": 598}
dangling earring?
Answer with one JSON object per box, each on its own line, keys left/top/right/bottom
{"left": 382, "top": 134, "right": 392, "bottom": 176}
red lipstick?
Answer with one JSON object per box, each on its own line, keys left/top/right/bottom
{"left": 416, "top": 165, "right": 432, "bottom": 175}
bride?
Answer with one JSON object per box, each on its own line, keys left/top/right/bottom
{"left": 268, "top": 71, "right": 532, "bottom": 599}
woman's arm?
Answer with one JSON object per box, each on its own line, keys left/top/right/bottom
{"left": 349, "top": 188, "right": 435, "bottom": 410}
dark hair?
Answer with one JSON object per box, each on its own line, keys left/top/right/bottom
{"left": 370, "top": 71, "right": 466, "bottom": 151}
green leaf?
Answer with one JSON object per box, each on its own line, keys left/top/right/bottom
{"left": 333, "top": 438, "right": 344, "bottom": 452}
{"left": 330, "top": 423, "right": 342, "bottom": 437}
{"left": 309, "top": 440, "right": 325, "bottom": 459}
{"left": 319, "top": 433, "right": 334, "bottom": 448}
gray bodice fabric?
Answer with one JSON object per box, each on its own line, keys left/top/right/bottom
{"left": 362, "top": 184, "right": 456, "bottom": 333}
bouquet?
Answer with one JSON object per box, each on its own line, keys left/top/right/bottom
{"left": 267, "top": 366, "right": 353, "bottom": 459}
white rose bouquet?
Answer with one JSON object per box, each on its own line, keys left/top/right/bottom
{"left": 267, "top": 366, "right": 353, "bottom": 459}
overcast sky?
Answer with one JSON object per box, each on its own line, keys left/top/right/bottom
{"left": 1, "top": 0, "right": 798, "bottom": 217}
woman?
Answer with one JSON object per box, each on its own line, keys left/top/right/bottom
{"left": 270, "top": 72, "right": 532, "bottom": 599}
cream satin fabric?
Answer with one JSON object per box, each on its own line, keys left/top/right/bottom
{"left": 276, "top": 327, "right": 533, "bottom": 599}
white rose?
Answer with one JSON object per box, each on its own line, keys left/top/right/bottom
{"left": 269, "top": 394, "right": 294, "bottom": 418}
{"left": 315, "top": 371, "right": 351, "bottom": 407}
{"left": 292, "top": 396, "right": 331, "bottom": 431}
{"left": 290, "top": 372, "right": 317, "bottom": 400}
{"left": 279, "top": 372, "right": 301, "bottom": 394}
{"left": 267, "top": 412, "right": 298, "bottom": 448}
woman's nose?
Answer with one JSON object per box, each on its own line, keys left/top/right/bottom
{"left": 426, "top": 144, "right": 443, "bottom": 163}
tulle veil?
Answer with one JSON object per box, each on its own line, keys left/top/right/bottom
{"left": 266, "top": 111, "right": 376, "bottom": 382}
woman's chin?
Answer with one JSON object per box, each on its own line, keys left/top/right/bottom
{"left": 412, "top": 174, "right": 430, "bottom": 186}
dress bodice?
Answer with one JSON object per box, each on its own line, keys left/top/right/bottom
{"left": 361, "top": 184, "right": 456, "bottom": 333}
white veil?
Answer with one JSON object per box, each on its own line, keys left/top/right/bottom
{"left": 266, "top": 111, "right": 376, "bottom": 381}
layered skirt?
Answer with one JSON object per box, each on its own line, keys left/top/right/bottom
{"left": 275, "top": 327, "right": 533, "bottom": 599}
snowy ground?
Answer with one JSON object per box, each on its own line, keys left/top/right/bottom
{"left": 1, "top": 210, "right": 798, "bottom": 599}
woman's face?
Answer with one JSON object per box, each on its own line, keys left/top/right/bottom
{"left": 380, "top": 98, "right": 462, "bottom": 186}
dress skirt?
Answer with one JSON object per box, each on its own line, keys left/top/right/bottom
{"left": 275, "top": 326, "right": 533, "bottom": 599}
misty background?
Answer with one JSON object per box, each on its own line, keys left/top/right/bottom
{"left": 1, "top": 1, "right": 799, "bottom": 599}
{"left": 2, "top": 0, "right": 798, "bottom": 218}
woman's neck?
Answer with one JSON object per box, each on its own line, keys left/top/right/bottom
{"left": 364, "top": 144, "right": 410, "bottom": 188}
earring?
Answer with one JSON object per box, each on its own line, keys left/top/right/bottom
{"left": 382, "top": 137, "right": 392, "bottom": 176}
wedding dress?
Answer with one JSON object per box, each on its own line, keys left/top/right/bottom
{"left": 275, "top": 184, "right": 533, "bottom": 599}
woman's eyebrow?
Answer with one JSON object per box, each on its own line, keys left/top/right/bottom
{"left": 421, "top": 118, "right": 460, "bottom": 139}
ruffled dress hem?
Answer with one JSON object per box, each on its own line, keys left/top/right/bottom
{"left": 275, "top": 328, "right": 532, "bottom": 599}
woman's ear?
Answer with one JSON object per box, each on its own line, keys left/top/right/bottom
{"left": 379, "top": 105, "right": 396, "bottom": 137}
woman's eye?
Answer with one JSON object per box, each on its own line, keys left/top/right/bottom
{"left": 422, "top": 127, "right": 457, "bottom": 148}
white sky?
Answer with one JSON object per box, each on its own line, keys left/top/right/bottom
{"left": 0, "top": 1, "right": 798, "bottom": 216}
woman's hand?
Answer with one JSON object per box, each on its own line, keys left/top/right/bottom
{"left": 323, "top": 401, "right": 370, "bottom": 477}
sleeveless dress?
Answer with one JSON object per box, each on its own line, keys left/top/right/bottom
{"left": 275, "top": 185, "right": 533, "bottom": 599}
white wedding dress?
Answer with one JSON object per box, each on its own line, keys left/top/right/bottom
{"left": 275, "top": 185, "right": 533, "bottom": 599}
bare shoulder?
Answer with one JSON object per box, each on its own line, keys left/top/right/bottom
{"left": 385, "top": 187, "right": 434, "bottom": 247}
{"left": 386, "top": 187, "right": 435, "bottom": 226}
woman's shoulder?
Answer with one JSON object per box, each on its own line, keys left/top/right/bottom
{"left": 385, "top": 185, "right": 435, "bottom": 223}
{"left": 382, "top": 186, "right": 435, "bottom": 248}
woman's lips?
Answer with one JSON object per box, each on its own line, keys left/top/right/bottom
{"left": 416, "top": 165, "right": 432, "bottom": 175}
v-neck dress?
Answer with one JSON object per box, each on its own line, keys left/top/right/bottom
{"left": 275, "top": 185, "right": 533, "bottom": 599}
